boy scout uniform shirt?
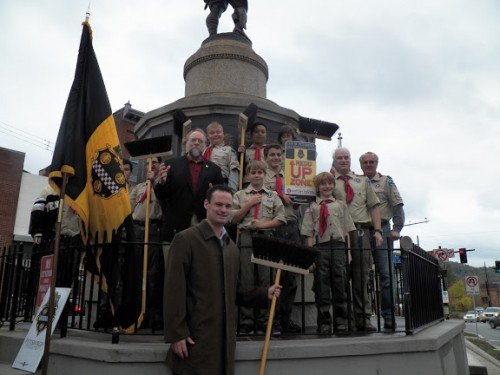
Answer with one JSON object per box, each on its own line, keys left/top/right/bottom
{"left": 207, "top": 144, "right": 239, "bottom": 179}
{"left": 301, "top": 197, "right": 355, "bottom": 245}
{"left": 332, "top": 170, "right": 380, "bottom": 224}
{"left": 368, "top": 173, "right": 403, "bottom": 222}
{"left": 130, "top": 180, "right": 163, "bottom": 222}
{"left": 232, "top": 185, "right": 286, "bottom": 230}
{"left": 264, "top": 169, "right": 298, "bottom": 221}
{"left": 242, "top": 144, "right": 267, "bottom": 184}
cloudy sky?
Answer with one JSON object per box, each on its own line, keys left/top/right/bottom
{"left": 1, "top": 0, "right": 499, "bottom": 267}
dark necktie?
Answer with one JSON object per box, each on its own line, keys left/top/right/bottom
{"left": 339, "top": 175, "right": 354, "bottom": 203}
{"left": 319, "top": 199, "right": 333, "bottom": 237}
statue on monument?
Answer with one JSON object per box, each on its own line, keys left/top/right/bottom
{"left": 204, "top": 0, "right": 248, "bottom": 37}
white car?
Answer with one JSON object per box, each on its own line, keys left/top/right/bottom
{"left": 480, "top": 307, "right": 500, "bottom": 322}
{"left": 463, "top": 311, "right": 479, "bottom": 323}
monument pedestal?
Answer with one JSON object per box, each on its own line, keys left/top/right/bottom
{"left": 135, "top": 33, "right": 302, "bottom": 155}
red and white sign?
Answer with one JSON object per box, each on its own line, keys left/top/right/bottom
{"left": 432, "top": 248, "right": 448, "bottom": 262}
{"left": 447, "top": 249, "right": 455, "bottom": 258}
{"left": 465, "top": 275, "right": 479, "bottom": 295}
{"left": 35, "top": 255, "right": 54, "bottom": 310}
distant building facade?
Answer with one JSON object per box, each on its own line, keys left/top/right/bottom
{"left": 0, "top": 147, "right": 25, "bottom": 249}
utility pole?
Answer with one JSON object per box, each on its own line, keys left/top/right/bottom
{"left": 484, "top": 262, "right": 491, "bottom": 307}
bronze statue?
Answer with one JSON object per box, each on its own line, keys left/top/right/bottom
{"left": 204, "top": 0, "right": 248, "bottom": 36}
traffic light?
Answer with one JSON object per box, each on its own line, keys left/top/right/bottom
{"left": 459, "top": 248, "right": 467, "bottom": 264}
{"left": 495, "top": 260, "right": 500, "bottom": 273}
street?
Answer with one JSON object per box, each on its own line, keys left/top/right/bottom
{"left": 464, "top": 321, "right": 500, "bottom": 349}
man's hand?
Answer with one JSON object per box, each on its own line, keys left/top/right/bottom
{"left": 389, "top": 230, "right": 400, "bottom": 241}
{"left": 33, "top": 235, "right": 42, "bottom": 245}
{"left": 237, "top": 144, "right": 246, "bottom": 153}
{"left": 267, "top": 284, "right": 282, "bottom": 300}
{"left": 374, "top": 231, "right": 383, "bottom": 248}
{"left": 171, "top": 337, "right": 195, "bottom": 359}
{"left": 282, "top": 194, "right": 294, "bottom": 206}
{"left": 158, "top": 163, "right": 171, "bottom": 184}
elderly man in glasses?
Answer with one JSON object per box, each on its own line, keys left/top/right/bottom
{"left": 330, "top": 148, "right": 382, "bottom": 332}
{"left": 359, "top": 151, "right": 405, "bottom": 330}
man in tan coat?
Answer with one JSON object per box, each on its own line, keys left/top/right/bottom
{"left": 163, "top": 185, "right": 280, "bottom": 375}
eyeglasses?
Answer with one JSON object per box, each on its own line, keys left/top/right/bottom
{"left": 362, "top": 160, "right": 376, "bottom": 165}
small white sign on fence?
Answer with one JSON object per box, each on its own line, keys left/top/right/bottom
{"left": 12, "top": 287, "right": 71, "bottom": 373}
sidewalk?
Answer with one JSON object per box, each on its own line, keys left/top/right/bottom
{"left": 466, "top": 339, "right": 500, "bottom": 375}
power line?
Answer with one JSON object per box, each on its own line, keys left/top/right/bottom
{"left": 0, "top": 120, "right": 54, "bottom": 152}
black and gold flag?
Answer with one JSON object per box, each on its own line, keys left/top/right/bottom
{"left": 48, "top": 21, "right": 131, "bottom": 244}
{"left": 48, "top": 21, "right": 141, "bottom": 333}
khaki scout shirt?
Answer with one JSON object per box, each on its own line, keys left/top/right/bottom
{"left": 242, "top": 144, "right": 267, "bottom": 184}
{"left": 369, "top": 173, "right": 404, "bottom": 222}
{"left": 130, "top": 180, "right": 163, "bottom": 222}
{"left": 301, "top": 196, "right": 355, "bottom": 245}
{"left": 231, "top": 185, "right": 286, "bottom": 230}
{"left": 333, "top": 170, "right": 380, "bottom": 224}
{"left": 207, "top": 144, "right": 239, "bottom": 179}
{"left": 264, "top": 169, "right": 298, "bottom": 220}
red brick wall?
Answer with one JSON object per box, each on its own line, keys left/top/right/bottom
{"left": 114, "top": 108, "right": 137, "bottom": 160}
{"left": 0, "top": 148, "right": 25, "bottom": 248}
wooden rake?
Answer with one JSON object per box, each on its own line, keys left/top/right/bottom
{"left": 124, "top": 135, "right": 173, "bottom": 325}
{"left": 250, "top": 235, "right": 319, "bottom": 375}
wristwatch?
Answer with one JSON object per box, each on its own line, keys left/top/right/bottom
{"left": 374, "top": 229, "right": 382, "bottom": 234}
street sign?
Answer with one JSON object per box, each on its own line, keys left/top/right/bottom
{"left": 447, "top": 249, "right": 455, "bottom": 258}
{"left": 432, "top": 248, "right": 449, "bottom": 262}
{"left": 442, "top": 291, "right": 449, "bottom": 304}
{"left": 465, "top": 275, "right": 479, "bottom": 295}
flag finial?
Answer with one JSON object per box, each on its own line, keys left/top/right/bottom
{"left": 85, "top": 1, "right": 91, "bottom": 23}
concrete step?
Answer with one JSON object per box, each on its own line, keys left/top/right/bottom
{"left": 0, "top": 361, "right": 37, "bottom": 375}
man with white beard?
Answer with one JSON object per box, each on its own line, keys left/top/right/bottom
{"left": 154, "top": 129, "right": 224, "bottom": 244}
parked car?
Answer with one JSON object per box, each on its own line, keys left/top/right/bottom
{"left": 479, "top": 307, "right": 500, "bottom": 322}
{"left": 463, "top": 311, "right": 479, "bottom": 323}
{"left": 490, "top": 315, "right": 500, "bottom": 329}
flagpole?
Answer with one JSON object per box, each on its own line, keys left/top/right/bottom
{"left": 141, "top": 158, "right": 153, "bottom": 323}
{"left": 41, "top": 171, "right": 69, "bottom": 375}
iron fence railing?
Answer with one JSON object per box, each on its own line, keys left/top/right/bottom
{"left": 0, "top": 235, "right": 443, "bottom": 341}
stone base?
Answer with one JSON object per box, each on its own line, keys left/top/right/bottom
{"left": 0, "top": 320, "right": 469, "bottom": 375}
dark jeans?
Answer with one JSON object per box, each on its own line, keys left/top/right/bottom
{"left": 371, "top": 222, "right": 394, "bottom": 319}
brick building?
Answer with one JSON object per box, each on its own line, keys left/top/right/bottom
{"left": 113, "top": 101, "right": 144, "bottom": 185}
{"left": 480, "top": 282, "right": 500, "bottom": 307}
{"left": 0, "top": 147, "right": 25, "bottom": 248}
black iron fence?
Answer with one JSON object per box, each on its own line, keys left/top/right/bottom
{"left": 0, "top": 235, "right": 443, "bottom": 340}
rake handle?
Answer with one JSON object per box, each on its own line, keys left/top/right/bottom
{"left": 259, "top": 268, "right": 281, "bottom": 375}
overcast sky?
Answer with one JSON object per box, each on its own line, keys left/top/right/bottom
{"left": 1, "top": 0, "right": 499, "bottom": 267}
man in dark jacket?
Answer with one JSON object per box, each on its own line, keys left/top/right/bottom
{"left": 154, "top": 129, "right": 224, "bottom": 243}
{"left": 164, "top": 185, "right": 280, "bottom": 375}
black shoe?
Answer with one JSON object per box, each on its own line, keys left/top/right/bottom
{"left": 256, "top": 322, "right": 281, "bottom": 336}
{"left": 334, "top": 324, "right": 348, "bottom": 333}
{"left": 384, "top": 319, "right": 396, "bottom": 330}
{"left": 317, "top": 323, "right": 331, "bottom": 334}
{"left": 239, "top": 325, "right": 254, "bottom": 335}
{"left": 281, "top": 319, "right": 301, "bottom": 333}
{"left": 356, "top": 321, "right": 376, "bottom": 332}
